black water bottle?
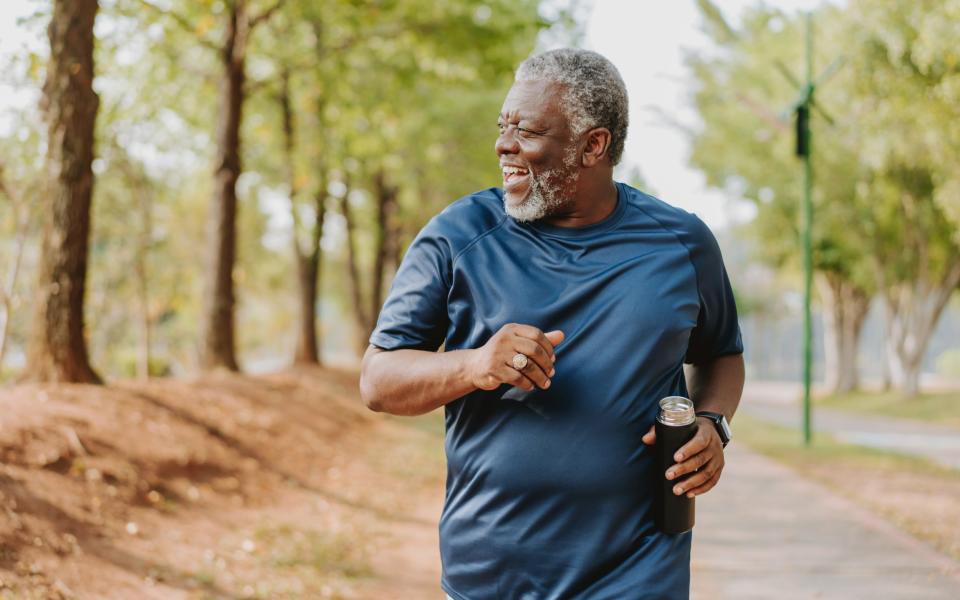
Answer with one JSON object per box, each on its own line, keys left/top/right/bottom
{"left": 653, "top": 396, "right": 698, "bottom": 534}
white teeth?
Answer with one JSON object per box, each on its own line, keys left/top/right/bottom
{"left": 502, "top": 166, "right": 528, "bottom": 175}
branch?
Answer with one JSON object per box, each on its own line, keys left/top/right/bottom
{"left": 136, "top": 0, "right": 219, "bottom": 51}
{"left": 0, "top": 165, "right": 11, "bottom": 203}
{"left": 249, "top": 0, "right": 285, "bottom": 29}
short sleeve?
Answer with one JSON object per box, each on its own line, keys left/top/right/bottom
{"left": 369, "top": 217, "right": 451, "bottom": 352}
{"left": 683, "top": 218, "right": 744, "bottom": 364}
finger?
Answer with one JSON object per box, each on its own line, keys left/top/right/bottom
{"left": 512, "top": 325, "right": 558, "bottom": 360}
{"left": 666, "top": 446, "right": 713, "bottom": 480}
{"left": 514, "top": 338, "right": 555, "bottom": 378}
{"left": 682, "top": 469, "right": 723, "bottom": 498}
{"left": 641, "top": 425, "right": 656, "bottom": 446}
{"left": 674, "top": 424, "right": 712, "bottom": 462}
{"left": 544, "top": 330, "right": 565, "bottom": 347}
{"left": 500, "top": 365, "right": 536, "bottom": 391}
{"left": 504, "top": 351, "right": 551, "bottom": 390}
{"left": 671, "top": 461, "right": 719, "bottom": 495}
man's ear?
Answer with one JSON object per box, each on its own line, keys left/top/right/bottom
{"left": 581, "top": 127, "right": 612, "bottom": 167}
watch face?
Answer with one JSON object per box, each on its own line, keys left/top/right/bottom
{"left": 719, "top": 416, "right": 732, "bottom": 442}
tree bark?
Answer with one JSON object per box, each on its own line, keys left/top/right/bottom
{"left": 369, "top": 169, "right": 399, "bottom": 335}
{"left": 816, "top": 272, "right": 870, "bottom": 394}
{"left": 340, "top": 177, "right": 370, "bottom": 345}
{"left": 24, "top": 0, "right": 102, "bottom": 384}
{"left": 279, "top": 68, "right": 326, "bottom": 365}
{"left": 199, "top": 0, "right": 249, "bottom": 371}
{"left": 133, "top": 171, "right": 152, "bottom": 379}
{"left": 879, "top": 262, "right": 960, "bottom": 397}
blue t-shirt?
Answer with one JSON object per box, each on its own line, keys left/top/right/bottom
{"left": 370, "top": 182, "right": 743, "bottom": 600}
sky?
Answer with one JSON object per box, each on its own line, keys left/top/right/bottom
{"left": 582, "top": 0, "right": 825, "bottom": 228}
{"left": 1, "top": 0, "right": 826, "bottom": 229}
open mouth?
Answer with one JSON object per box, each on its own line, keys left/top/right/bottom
{"left": 502, "top": 165, "right": 530, "bottom": 192}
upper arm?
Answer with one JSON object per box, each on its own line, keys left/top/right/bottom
{"left": 683, "top": 217, "right": 744, "bottom": 365}
{"left": 368, "top": 217, "right": 453, "bottom": 352}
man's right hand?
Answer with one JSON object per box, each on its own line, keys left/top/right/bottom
{"left": 467, "top": 324, "right": 565, "bottom": 392}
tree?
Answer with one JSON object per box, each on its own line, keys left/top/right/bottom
{"left": 24, "top": 0, "right": 102, "bottom": 384}
{"left": 688, "top": 2, "right": 873, "bottom": 393}
{"left": 198, "top": 0, "right": 283, "bottom": 371}
{"left": 276, "top": 65, "right": 326, "bottom": 364}
{"left": 0, "top": 164, "right": 31, "bottom": 371}
{"left": 841, "top": 0, "right": 960, "bottom": 396}
{"left": 239, "top": 0, "right": 552, "bottom": 354}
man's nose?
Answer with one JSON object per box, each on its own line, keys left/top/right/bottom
{"left": 495, "top": 129, "right": 520, "bottom": 156}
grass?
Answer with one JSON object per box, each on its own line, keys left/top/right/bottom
{"left": 736, "top": 414, "right": 954, "bottom": 473}
{"left": 254, "top": 524, "right": 373, "bottom": 580}
{"left": 736, "top": 414, "right": 960, "bottom": 560}
{"left": 815, "top": 389, "right": 960, "bottom": 429}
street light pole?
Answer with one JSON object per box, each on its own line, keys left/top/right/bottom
{"left": 800, "top": 12, "right": 814, "bottom": 446}
{"left": 766, "top": 11, "right": 841, "bottom": 446}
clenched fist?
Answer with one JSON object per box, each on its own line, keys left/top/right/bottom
{"left": 466, "top": 323, "right": 565, "bottom": 392}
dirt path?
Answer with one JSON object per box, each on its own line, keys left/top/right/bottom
{"left": 0, "top": 368, "right": 449, "bottom": 599}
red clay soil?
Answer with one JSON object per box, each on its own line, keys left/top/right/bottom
{"left": 0, "top": 368, "right": 447, "bottom": 599}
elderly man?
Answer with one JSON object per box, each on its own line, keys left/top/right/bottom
{"left": 360, "top": 48, "right": 744, "bottom": 600}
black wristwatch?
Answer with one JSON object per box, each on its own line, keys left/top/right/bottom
{"left": 696, "top": 411, "right": 732, "bottom": 448}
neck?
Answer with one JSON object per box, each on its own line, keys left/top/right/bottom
{"left": 542, "top": 174, "right": 618, "bottom": 228}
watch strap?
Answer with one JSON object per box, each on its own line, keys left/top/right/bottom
{"left": 696, "top": 411, "right": 731, "bottom": 447}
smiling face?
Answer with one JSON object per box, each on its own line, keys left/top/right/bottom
{"left": 496, "top": 79, "right": 581, "bottom": 222}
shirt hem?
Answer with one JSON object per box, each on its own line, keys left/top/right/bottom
{"left": 441, "top": 579, "right": 468, "bottom": 600}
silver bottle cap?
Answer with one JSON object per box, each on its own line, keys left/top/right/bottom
{"left": 657, "top": 396, "right": 696, "bottom": 427}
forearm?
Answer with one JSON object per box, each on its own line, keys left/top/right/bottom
{"left": 685, "top": 353, "right": 745, "bottom": 422}
{"left": 360, "top": 346, "right": 478, "bottom": 416}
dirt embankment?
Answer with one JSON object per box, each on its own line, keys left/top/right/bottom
{"left": 0, "top": 368, "right": 446, "bottom": 599}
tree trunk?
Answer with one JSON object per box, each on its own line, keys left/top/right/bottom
{"left": 340, "top": 178, "right": 370, "bottom": 345}
{"left": 199, "top": 0, "right": 249, "bottom": 371}
{"left": 293, "top": 238, "right": 321, "bottom": 364}
{"left": 24, "top": 0, "right": 102, "bottom": 384}
{"left": 278, "top": 68, "right": 326, "bottom": 365}
{"left": 880, "top": 262, "right": 960, "bottom": 397}
{"left": 295, "top": 185, "right": 326, "bottom": 365}
{"left": 816, "top": 272, "right": 870, "bottom": 394}
{"left": 877, "top": 295, "right": 892, "bottom": 391}
{"left": 133, "top": 174, "right": 152, "bottom": 379}
{"left": 369, "top": 169, "right": 399, "bottom": 334}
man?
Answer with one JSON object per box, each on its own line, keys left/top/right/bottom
{"left": 360, "top": 48, "right": 744, "bottom": 599}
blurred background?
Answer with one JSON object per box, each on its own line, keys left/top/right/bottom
{"left": 0, "top": 0, "right": 958, "bottom": 599}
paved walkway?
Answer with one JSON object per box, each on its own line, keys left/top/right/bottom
{"left": 740, "top": 381, "right": 960, "bottom": 469}
{"left": 691, "top": 444, "right": 960, "bottom": 599}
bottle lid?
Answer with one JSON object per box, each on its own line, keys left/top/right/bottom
{"left": 657, "top": 396, "right": 696, "bottom": 426}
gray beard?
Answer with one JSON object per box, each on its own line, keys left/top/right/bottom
{"left": 504, "top": 147, "right": 580, "bottom": 223}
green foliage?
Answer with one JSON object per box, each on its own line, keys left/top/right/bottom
{"left": 689, "top": 1, "right": 960, "bottom": 304}
{"left": 79, "top": 0, "right": 551, "bottom": 372}
{"left": 839, "top": 0, "right": 960, "bottom": 281}
{"left": 687, "top": 4, "right": 873, "bottom": 292}
{"left": 0, "top": 42, "right": 47, "bottom": 377}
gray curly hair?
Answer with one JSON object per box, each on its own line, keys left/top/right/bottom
{"left": 515, "top": 48, "right": 629, "bottom": 165}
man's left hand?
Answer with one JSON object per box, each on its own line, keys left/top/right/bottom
{"left": 641, "top": 416, "right": 725, "bottom": 499}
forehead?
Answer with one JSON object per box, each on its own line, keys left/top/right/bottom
{"left": 500, "top": 79, "right": 567, "bottom": 124}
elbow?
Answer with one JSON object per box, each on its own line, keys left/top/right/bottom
{"left": 360, "top": 378, "right": 385, "bottom": 412}
{"left": 359, "top": 370, "right": 384, "bottom": 412}
{"left": 359, "top": 348, "right": 386, "bottom": 412}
